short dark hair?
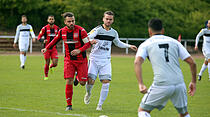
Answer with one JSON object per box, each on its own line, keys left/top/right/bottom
{"left": 148, "top": 18, "right": 163, "bottom": 32}
{"left": 48, "top": 15, "right": 54, "bottom": 18}
{"left": 104, "top": 11, "right": 114, "bottom": 16}
{"left": 22, "top": 15, "right": 27, "bottom": 18}
{"left": 61, "top": 12, "right": 74, "bottom": 19}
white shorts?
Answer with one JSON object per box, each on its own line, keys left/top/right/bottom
{"left": 140, "top": 83, "right": 188, "bottom": 114}
{"left": 202, "top": 49, "right": 210, "bottom": 61}
{"left": 88, "top": 60, "right": 111, "bottom": 81}
{"left": 19, "top": 39, "right": 29, "bottom": 52}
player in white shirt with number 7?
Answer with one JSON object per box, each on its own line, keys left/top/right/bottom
{"left": 134, "top": 18, "right": 196, "bottom": 117}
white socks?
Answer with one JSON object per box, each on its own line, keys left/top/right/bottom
{"left": 86, "top": 84, "right": 93, "bottom": 95}
{"left": 184, "top": 114, "right": 190, "bottom": 117}
{"left": 138, "top": 111, "right": 151, "bottom": 117}
{"left": 20, "top": 54, "right": 25, "bottom": 66}
{"left": 199, "top": 63, "right": 207, "bottom": 76}
{"left": 98, "top": 83, "right": 110, "bottom": 106}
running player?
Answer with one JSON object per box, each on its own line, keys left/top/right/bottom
{"left": 37, "top": 15, "right": 60, "bottom": 80}
{"left": 195, "top": 20, "right": 210, "bottom": 81}
{"left": 41, "top": 12, "right": 96, "bottom": 111}
{"left": 135, "top": 18, "right": 196, "bottom": 117}
{"left": 13, "top": 15, "right": 36, "bottom": 69}
{"left": 83, "top": 11, "right": 137, "bottom": 111}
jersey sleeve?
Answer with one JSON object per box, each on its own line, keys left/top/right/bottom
{"left": 79, "top": 28, "right": 91, "bottom": 52}
{"left": 37, "top": 27, "right": 46, "bottom": 42}
{"left": 135, "top": 42, "right": 148, "bottom": 60}
{"left": 195, "top": 29, "right": 204, "bottom": 46}
{"left": 88, "top": 27, "right": 99, "bottom": 40}
{"left": 14, "top": 25, "right": 20, "bottom": 43}
{"left": 45, "top": 30, "right": 62, "bottom": 50}
{"left": 177, "top": 42, "right": 191, "bottom": 60}
{"left": 29, "top": 25, "right": 35, "bottom": 39}
{"left": 113, "top": 31, "right": 130, "bottom": 48}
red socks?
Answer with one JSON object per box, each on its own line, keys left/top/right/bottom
{"left": 44, "top": 64, "right": 49, "bottom": 77}
{"left": 65, "top": 84, "right": 73, "bottom": 106}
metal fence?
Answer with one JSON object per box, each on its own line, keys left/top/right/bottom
{"left": 0, "top": 36, "right": 199, "bottom": 54}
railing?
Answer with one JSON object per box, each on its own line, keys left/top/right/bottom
{"left": 0, "top": 36, "right": 200, "bottom": 54}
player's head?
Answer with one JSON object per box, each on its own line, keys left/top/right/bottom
{"left": 148, "top": 18, "right": 164, "bottom": 37}
{"left": 103, "top": 11, "right": 114, "bottom": 27}
{"left": 207, "top": 20, "right": 210, "bottom": 29}
{"left": 47, "top": 15, "right": 55, "bottom": 25}
{"left": 62, "top": 12, "right": 75, "bottom": 29}
{"left": 21, "top": 15, "right": 27, "bottom": 24}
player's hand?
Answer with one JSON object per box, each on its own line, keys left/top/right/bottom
{"left": 130, "top": 45, "right": 137, "bottom": 51}
{"left": 32, "top": 38, "right": 36, "bottom": 43}
{"left": 90, "top": 39, "right": 97, "bottom": 44}
{"left": 188, "top": 82, "right": 196, "bottom": 96}
{"left": 194, "top": 46, "right": 198, "bottom": 51}
{"left": 71, "top": 49, "right": 81, "bottom": 56}
{"left": 41, "top": 48, "right": 47, "bottom": 53}
{"left": 44, "top": 40, "right": 48, "bottom": 43}
{"left": 139, "top": 84, "right": 147, "bottom": 94}
{"left": 13, "top": 43, "right": 17, "bottom": 49}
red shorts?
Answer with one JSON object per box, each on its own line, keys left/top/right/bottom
{"left": 44, "top": 48, "right": 58, "bottom": 60}
{"left": 64, "top": 59, "right": 88, "bottom": 82}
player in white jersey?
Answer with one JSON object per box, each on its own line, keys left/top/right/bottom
{"left": 83, "top": 11, "right": 137, "bottom": 110}
{"left": 13, "top": 15, "right": 35, "bottom": 69}
{"left": 194, "top": 20, "right": 210, "bottom": 81}
{"left": 135, "top": 18, "right": 196, "bottom": 117}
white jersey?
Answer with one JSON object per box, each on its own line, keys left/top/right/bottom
{"left": 136, "top": 35, "right": 190, "bottom": 86}
{"left": 88, "top": 25, "right": 130, "bottom": 61}
{"left": 195, "top": 28, "right": 210, "bottom": 52}
{"left": 14, "top": 24, "right": 35, "bottom": 43}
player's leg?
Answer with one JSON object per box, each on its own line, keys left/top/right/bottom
{"left": 208, "top": 58, "right": 210, "bottom": 80}
{"left": 50, "top": 49, "right": 58, "bottom": 68}
{"left": 76, "top": 60, "right": 88, "bottom": 86}
{"left": 64, "top": 59, "right": 75, "bottom": 111}
{"left": 22, "top": 40, "right": 29, "bottom": 67}
{"left": 43, "top": 51, "right": 51, "bottom": 80}
{"left": 198, "top": 59, "right": 208, "bottom": 81}
{"left": 96, "top": 62, "right": 112, "bottom": 110}
{"left": 171, "top": 83, "right": 191, "bottom": 117}
{"left": 84, "top": 60, "right": 98, "bottom": 104}
{"left": 18, "top": 41, "right": 26, "bottom": 69}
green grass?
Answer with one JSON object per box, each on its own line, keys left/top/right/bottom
{"left": 0, "top": 55, "right": 210, "bottom": 117}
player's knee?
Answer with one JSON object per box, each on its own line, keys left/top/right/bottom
{"left": 180, "top": 112, "right": 190, "bottom": 117}
{"left": 88, "top": 77, "right": 95, "bottom": 85}
{"left": 101, "top": 80, "right": 110, "bottom": 83}
{"left": 66, "top": 78, "right": 74, "bottom": 84}
{"left": 80, "top": 81, "right": 86, "bottom": 86}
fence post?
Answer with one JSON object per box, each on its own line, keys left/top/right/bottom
{"left": 126, "top": 38, "right": 128, "bottom": 54}
{"left": 30, "top": 38, "right": 32, "bottom": 53}
{"left": 184, "top": 41, "right": 187, "bottom": 48}
{"left": 62, "top": 41, "right": 65, "bottom": 53}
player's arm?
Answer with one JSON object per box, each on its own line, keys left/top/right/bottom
{"left": 113, "top": 32, "right": 137, "bottom": 51}
{"left": 195, "top": 29, "right": 204, "bottom": 50}
{"left": 41, "top": 30, "right": 61, "bottom": 53}
{"left": 178, "top": 41, "right": 197, "bottom": 96}
{"left": 13, "top": 26, "right": 20, "bottom": 48}
{"left": 29, "top": 25, "right": 36, "bottom": 41}
{"left": 134, "top": 45, "right": 148, "bottom": 94}
{"left": 37, "top": 27, "right": 46, "bottom": 43}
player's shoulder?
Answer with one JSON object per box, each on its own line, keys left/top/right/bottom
{"left": 27, "top": 24, "right": 32, "bottom": 27}
{"left": 54, "top": 25, "right": 59, "bottom": 29}
{"left": 17, "top": 24, "right": 22, "bottom": 28}
{"left": 75, "top": 25, "right": 86, "bottom": 31}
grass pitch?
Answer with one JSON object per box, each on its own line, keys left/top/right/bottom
{"left": 0, "top": 54, "right": 210, "bottom": 117}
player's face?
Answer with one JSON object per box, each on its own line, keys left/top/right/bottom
{"left": 64, "top": 16, "right": 75, "bottom": 29}
{"left": 48, "top": 16, "right": 55, "bottom": 25}
{"left": 21, "top": 17, "right": 27, "bottom": 24}
{"left": 207, "top": 20, "right": 210, "bottom": 29}
{"left": 103, "top": 14, "right": 114, "bottom": 27}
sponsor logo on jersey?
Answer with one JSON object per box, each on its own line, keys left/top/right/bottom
{"left": 74, "top": 33, "right": 78, "bottom": 38}
{"left": 62, "top": 34, "right": 66, "bottom": 36}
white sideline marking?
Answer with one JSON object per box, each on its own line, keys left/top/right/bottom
{"left": 0, "top": 107, "right": 88, "bottom": 117}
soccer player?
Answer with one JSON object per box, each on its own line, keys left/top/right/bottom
{"left": 13, "top": 15, "right": 35, "bottom": 69}
{"left": 37, "top": 15, "right": 60, "bottom": 80}
{"left": 134, "top": 18, "right": 196, "bottom": 117}
{"left": 195, "top": 20, "right": 210, "bottom": 81}
{"left": 83, "top": 11, "right": 137, "bottom": 111}
{"left": 41, "top": 12, "right": 96, "bottom": 111}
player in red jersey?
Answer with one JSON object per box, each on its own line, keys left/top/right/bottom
{"left": 37, "top": 15, "right": 60, "bottom": 80}
{"left": 41, "top": 12, "right": 96, "bottom": 111}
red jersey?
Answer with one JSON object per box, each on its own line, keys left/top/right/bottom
{"left": 45, "top": 25, "right": 91, "bottom": 61}
{"left": 37, "top": 24, "right": 60, "bottom": 49}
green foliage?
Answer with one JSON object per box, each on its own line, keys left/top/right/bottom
{"left": 0, "top": 0, "right": 209, "bottom": 39}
